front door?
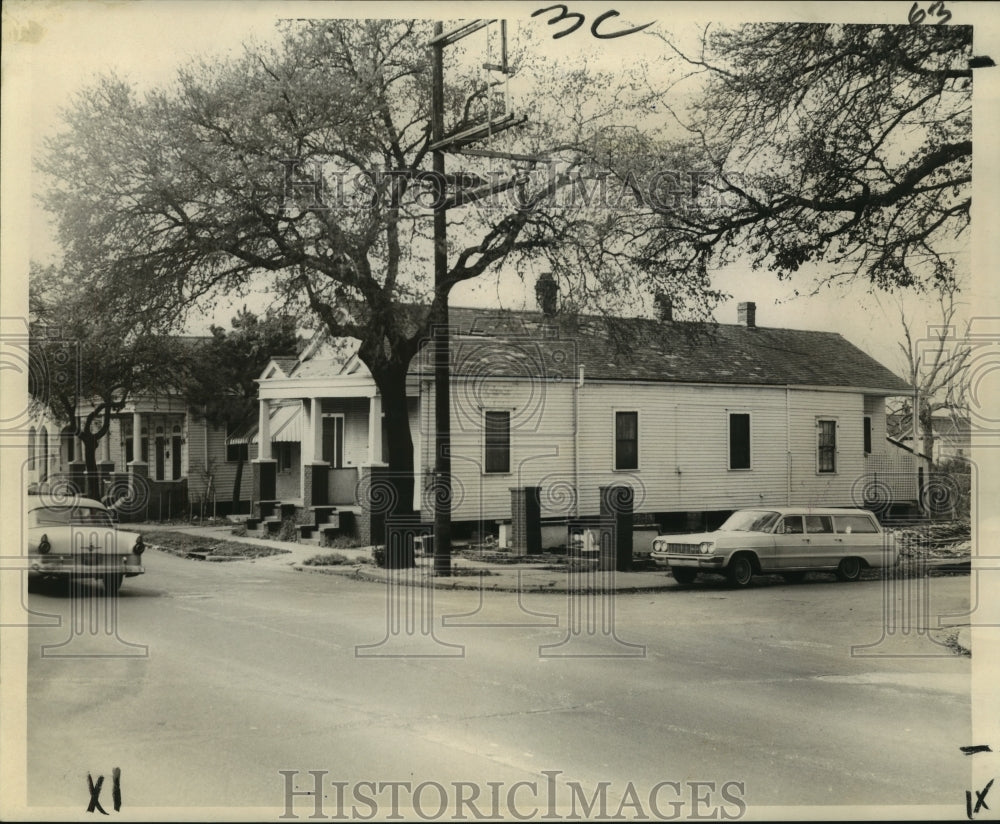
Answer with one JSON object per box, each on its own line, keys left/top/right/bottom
{"left": 172, "top": 435, "right": 182, "bottom": 479}
{"left": 155, "top": 437, "right": 165, "bottom": 481}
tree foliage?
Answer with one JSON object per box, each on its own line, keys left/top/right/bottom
{"left": 29, "top": 265, "right": 190, "bottom": 497}
{"left": 37, "top": 18, "right": 681, "bottom": 506}
{"left": 646, "top": 23, "right": 973, "bottom": 291}
{"left": 185, "top": 309, "right": 300, "bottom": 511}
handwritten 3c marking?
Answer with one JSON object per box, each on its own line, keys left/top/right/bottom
{"left": 531, "top": 5, "right": 655, "bottom": 39}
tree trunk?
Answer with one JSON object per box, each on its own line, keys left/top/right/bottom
{"left": 81, "top": 432, "right": 102, "bottom": 500}
{"left": 371, "top": 363, "right": 416, "bottom": 518}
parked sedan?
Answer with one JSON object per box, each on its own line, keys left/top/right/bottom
{"left": 27, "top": 495, "right": 146, "bottom": 593}
{"left": 650, "top": 507, "right": 896, "bottom": 587}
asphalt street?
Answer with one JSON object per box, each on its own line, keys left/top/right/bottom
{"left": 20, "top": 549, "right": 972, "bottom": 819}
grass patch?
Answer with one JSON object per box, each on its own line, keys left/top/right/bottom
{"left": 140, "top": 530, "right": 290, "bottom": 560}
{"left": 303, "top": 552, "right": 371, "bottom": 566}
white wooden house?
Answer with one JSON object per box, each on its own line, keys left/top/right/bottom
{"left": 239, "top": 300, "right": 915, "bottom": 543}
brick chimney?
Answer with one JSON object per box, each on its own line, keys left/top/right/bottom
{"left": 654, "top": 293, "right": 673, "bottom": 322}
{"left": 738, "top": 301, "right": 756, "bottom": 328}
{"left": 535, "top": 272, "right": 558, "bottom": 317}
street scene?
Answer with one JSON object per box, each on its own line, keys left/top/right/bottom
{"left": 25, "top": 542, "right": 972, "bottom": 816}
{"left": 3, "top": 1, "right": 999, "bottom": 822}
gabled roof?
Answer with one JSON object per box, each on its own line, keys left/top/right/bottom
{"left": 270, "top": 306, "right": 911, "bottom": 394}
{"left": 417, "top": 308, "right": 912, "bottom": 393}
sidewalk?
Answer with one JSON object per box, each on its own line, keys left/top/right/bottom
{"left": 133, "top": 523, "right": 680, "bottom": 592}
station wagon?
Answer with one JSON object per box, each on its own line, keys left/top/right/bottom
{"left": 650, "top": 507, "right": 896, "bottom": 587}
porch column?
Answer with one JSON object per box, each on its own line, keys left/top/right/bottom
{"left": 368, "top": 394, "right": 383, "bottom": 464}
{"left": 258, "top": 398, "right": 272, "bottom": 460}
{"left": 131, "top": 411, "right": 143, "bottom": 466}
{"left": 302, "top": 398, "right": 329, "bottom": 507}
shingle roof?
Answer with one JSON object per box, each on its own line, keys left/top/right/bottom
{"left": 410, "top": 307, "right": 912, "bottom": 393}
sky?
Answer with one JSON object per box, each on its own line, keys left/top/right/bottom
{"left": 4, "top": 0, "right": 999, "bottom": 380}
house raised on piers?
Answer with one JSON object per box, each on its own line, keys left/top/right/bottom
{"left": 236, "top": 296, "right": 918, "bottom": 548}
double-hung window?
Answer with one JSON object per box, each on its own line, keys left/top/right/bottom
{"left": 818, "top": 419, "right": 837, "bottom": 473}
{"left": 484, "top": 411, "right": 510, "bottom": 474}
{"left": 615, "top": 411, "right": 638, "bottom": 471}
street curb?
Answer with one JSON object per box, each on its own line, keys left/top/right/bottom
{"left": 290, "top": 562, "right": 682, "bottom": 594}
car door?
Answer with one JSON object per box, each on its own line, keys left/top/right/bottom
{"left": 772, "top": 515, "right": 808, "bottom": 569}
{"left": 832, "top": 513, "right": 885, "bottom": 566}
{"left": 803, "top": 514, "right": 838, "bottom": 569}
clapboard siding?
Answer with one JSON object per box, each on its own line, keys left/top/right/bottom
{"left": 576, "top": 383, "right": 791, "bottom": 515}
{"left": 787, "top": 390, "right": 866, "bottom": 506}
{"left": 189, "top": 416, "right": 253, "bottom": 504}
{"left": 421, "top": 379, "right": 576, "bottom": 522}
{"left": 415, "top": 377, "right": 890, "bottom": 522}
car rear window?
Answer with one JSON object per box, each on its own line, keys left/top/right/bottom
{"left": 834, "top": 515, "right": 878, "bottom": 534}
{"left": 30, "top": 506, "right": 114, "bottom": 527}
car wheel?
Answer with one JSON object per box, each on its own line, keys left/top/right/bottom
{"left": 781, "top": 572, "right": 806, "bottom": 584}
{"left": 103, "top": 573, "right": 124, "bottom": 594}
{"left": 726, "top": 554, "right": 754, "bottom": 587}
{"left": 835, "top": 558, "right": 862, "bottom": 582}
{"left": 671, "top": 567, "right": 697, "bottom": 585}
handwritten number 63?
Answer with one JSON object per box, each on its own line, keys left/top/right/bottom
{"left": 532, "top": 5, "right": 655, "bottom": 39}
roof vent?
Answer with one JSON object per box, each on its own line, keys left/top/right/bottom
{"left": 738, "top": 301, "right": 756, "bottom": 328}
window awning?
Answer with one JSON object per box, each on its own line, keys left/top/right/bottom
{"left": 227, "top": 403, "right": 302, "bottom": 445}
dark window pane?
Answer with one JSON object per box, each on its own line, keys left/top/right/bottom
{"left": 485, "top": 411, "right": 510, "bottom": 474}
{"left": 615, "top": 411, "right": 638, "bottom": 470}
{"left": 729, "top": 413, "right": 751, "bottom": 469}
{"left": 863, "top": 416, "right": 872, "bottom": 455}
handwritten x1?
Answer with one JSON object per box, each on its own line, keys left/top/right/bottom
{"left": 86, "top": 768, "right": 122, "bottom": 814}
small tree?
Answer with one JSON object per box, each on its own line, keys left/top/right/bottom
{"left": 29, "top": 265, "right": 189, "bottom": 498}
{"left": 185, "top": 309, "right": 300, "bottom": 514}
{"left": 888, "top": 279, "right": 970, "bottom": 462}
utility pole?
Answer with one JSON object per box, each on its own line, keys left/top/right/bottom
{"left": 427, "top": 20, "right": 527, "bottom": 576}
{"left": 430, "top": 22, "right": 451, "bottom": 577}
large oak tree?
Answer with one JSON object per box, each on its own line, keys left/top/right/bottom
{"left": 37, "top": 18, "right": 684, "bottom": 513}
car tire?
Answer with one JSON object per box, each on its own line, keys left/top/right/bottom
{"left": 671, "top": 567, "right": 697, "bottom": 585}
{"left": 781, "top": 571, "right": 806, "bottom": 584}
{"left": 103, "top": 573, "right": 124, "bottom": 594}
{"left": 835, "top": 558, "right": 862, "bottom": 582}
{"left": 726, "top": 554, "right": 755, "bottom": 588}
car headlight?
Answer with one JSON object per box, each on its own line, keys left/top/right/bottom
{"left": 652, "top": 539, "right": 664, "bottom": 552}
{"left": 699, "top": 541, "right": 714, "bottom": 555}
{"left": 38, "top": 534, "right": 51, "bottom": 554}
{"left": 132, "top": 536, "right": 145, "bottom": 555}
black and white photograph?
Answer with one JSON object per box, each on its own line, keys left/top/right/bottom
{"left": 2, "top": 1, "right": 998, "bottom": 820}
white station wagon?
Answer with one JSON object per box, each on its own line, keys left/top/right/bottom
{"left": 650, "top": 507, "right": 896, "bottom": 587}
{"left": 27, "top": 495, "right": 146, "bottom": 593}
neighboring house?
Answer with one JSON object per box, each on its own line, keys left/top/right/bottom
{"left": 27, "top": 394, "right": 252, "bottom": 520}
{"left": 238, "top": 295, "right": 916, "bottom": 544}
{"left": 888, "top": 410, "right": 972, "bottom": 464}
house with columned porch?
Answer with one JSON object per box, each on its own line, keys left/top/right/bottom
{"left": 240, "top": 296, "right": 917, "bottom": 548}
